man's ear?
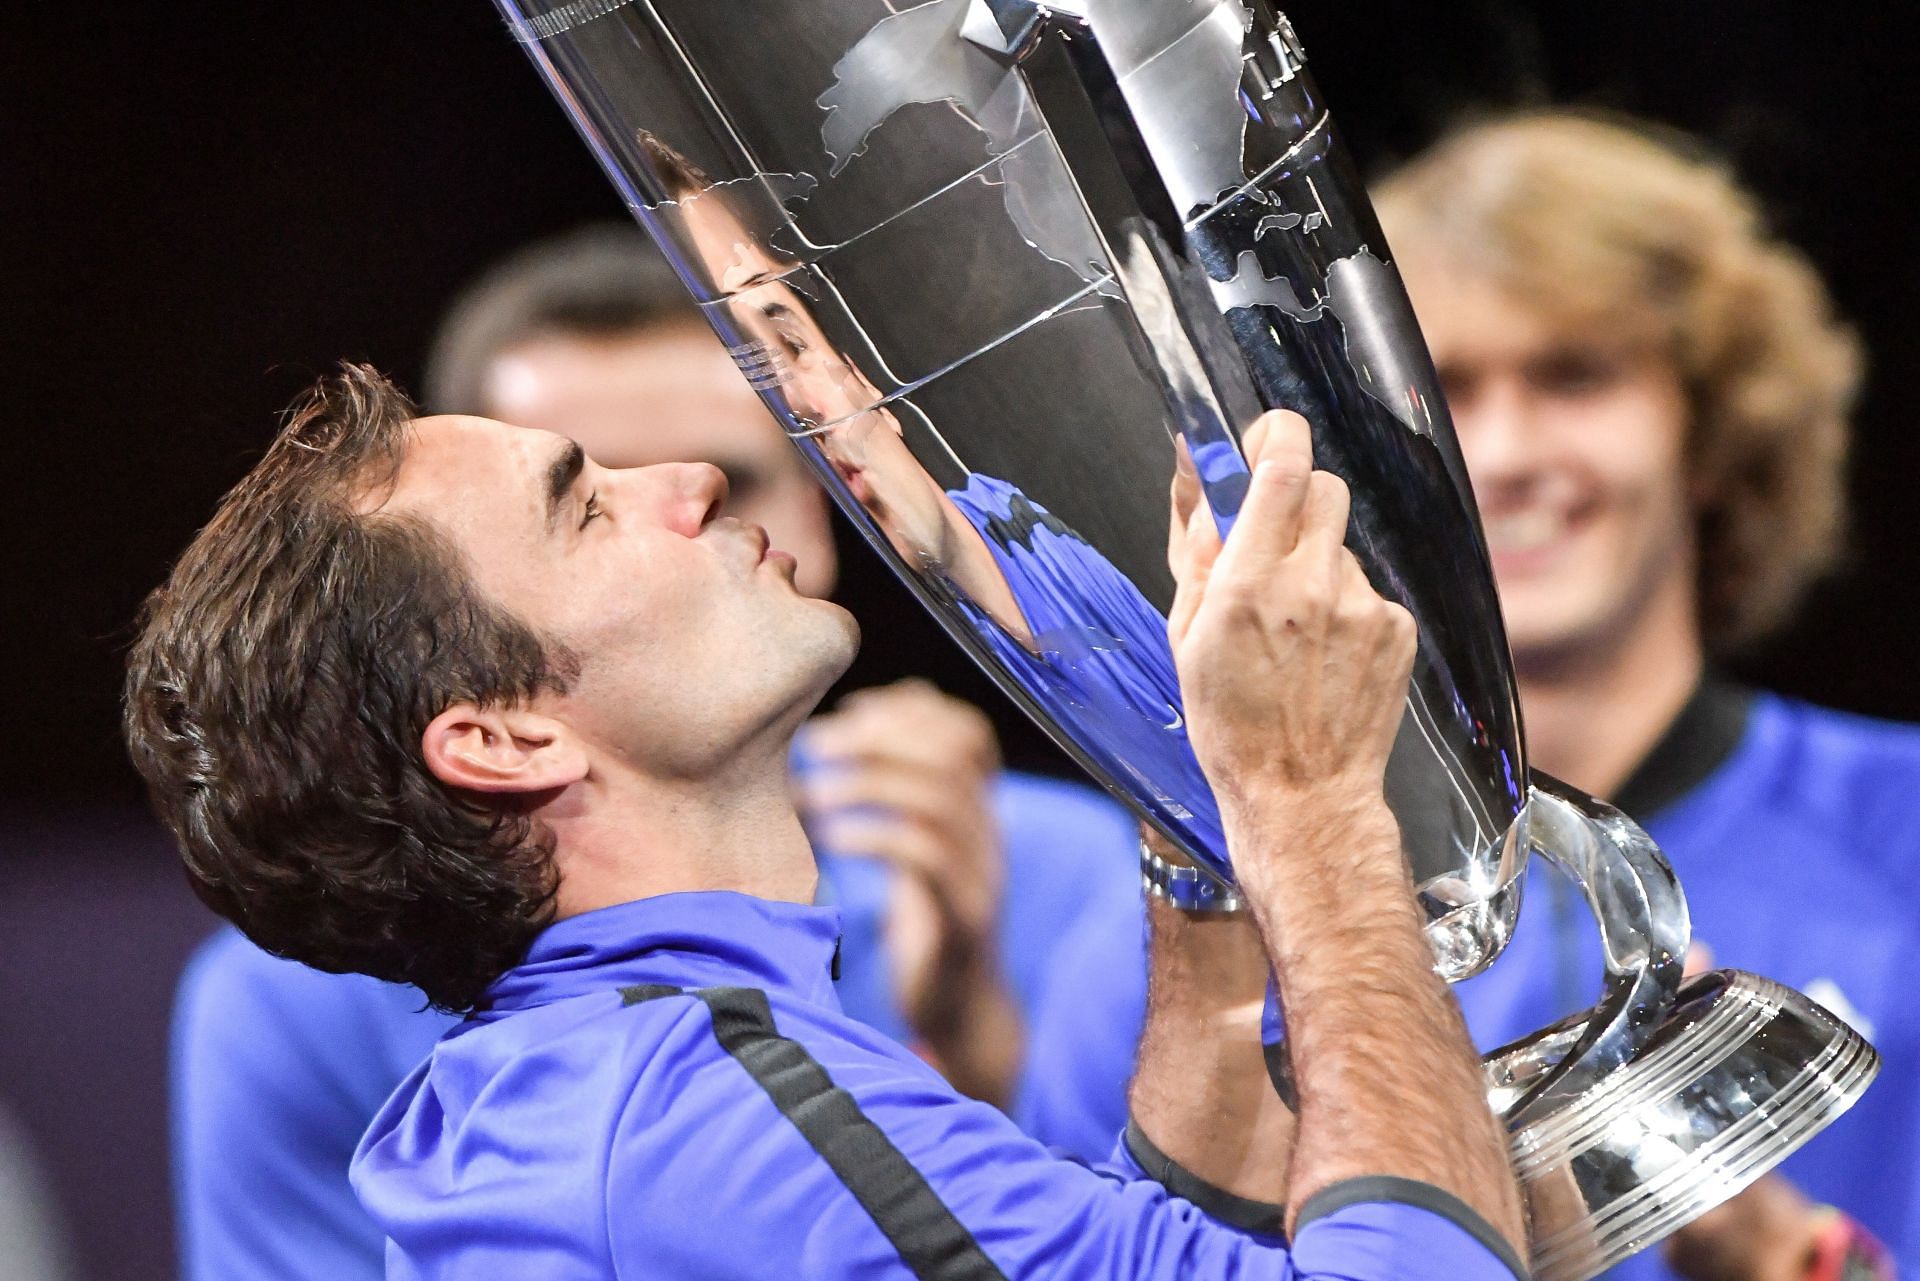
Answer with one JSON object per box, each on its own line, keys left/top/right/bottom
{"left": 421, "top": 703, "right": 589, "bottom": 796}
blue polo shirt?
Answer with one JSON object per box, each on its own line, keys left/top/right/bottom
{"left": 1019, "top": 686, "right": 1920, "bottom": 1277}
{"left": 351, "top": 889, "right": 1522, "bottom": 1280}
{"left": 171, "top": 769, "right": 1138, "bottom": 1281}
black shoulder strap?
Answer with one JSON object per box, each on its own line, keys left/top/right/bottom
{"left": 621, "top": 984, "right": 1007, "bottom": 1281}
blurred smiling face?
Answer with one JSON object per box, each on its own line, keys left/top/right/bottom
{"left": 1399, "top": 259, "right": 1697, "bottom": 667}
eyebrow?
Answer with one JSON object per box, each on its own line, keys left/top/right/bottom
{"left": 543, "top": 439, "right": 585, "bottom": 533}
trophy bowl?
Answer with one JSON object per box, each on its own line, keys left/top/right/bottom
{"left": 485, "top": 1, "right": 1877, "bottom": 1273}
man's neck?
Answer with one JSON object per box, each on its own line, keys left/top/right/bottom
{"left": 544, "top": 743, "right": 818, "bottom": 919}
{"left": 1515, "top": 584, "right": 1704, "bottom": 800}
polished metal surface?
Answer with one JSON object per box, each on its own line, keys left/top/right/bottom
{"left": 1488, "top": 971, "right": 1879, "bottom": 1281}
{"left": 489, "top": 1, "right": 1877, "bottom": 1271}
{"left": 1514, "top": 777, "right": 1690, "bottom": 1122}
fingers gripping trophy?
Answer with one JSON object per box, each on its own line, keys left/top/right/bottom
{"left": 489, "top": 1, "right": 1878, "bottom": 1275}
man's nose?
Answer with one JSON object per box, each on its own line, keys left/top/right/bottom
{"left": 1455, "top": 379, "right": 1543, "bottom": 496}
{"left": 628, "top": 461, "right": 729, "bottom": 535}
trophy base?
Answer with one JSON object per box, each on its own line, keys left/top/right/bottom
{"left": 1484, "top": 969, "right": 1879, "bottom": 1281}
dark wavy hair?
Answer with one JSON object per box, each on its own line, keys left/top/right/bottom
{"left": 125, "top": 365, "right": 578, "bottom": 1010}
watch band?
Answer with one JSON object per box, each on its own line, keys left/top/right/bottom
{"left": 1139, "top": 839, "right": 1245, "bottom": 914}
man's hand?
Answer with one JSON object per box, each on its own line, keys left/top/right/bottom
{"left": 1167, "top": 413, "right": 1415, "bottom": 877}
{"left": 1665, "top": 1175, "right": 1824, "bottom": 1281}
{"left": 1162, "top": 412, "right": 1526, "bottom": 1260}
{"left": 797, "top": 679, "right": 1022, "bottom": 1107}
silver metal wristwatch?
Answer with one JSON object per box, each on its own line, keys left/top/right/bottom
{"left": 1139, "top": 839, "right": 1245, "bottom": 914}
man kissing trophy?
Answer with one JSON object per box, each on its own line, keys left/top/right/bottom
{"left": 487, "top": 2, "right": 1877, "bottom": 1275}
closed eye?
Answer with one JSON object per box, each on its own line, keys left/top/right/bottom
{"left": 580, "top": 491, "right": 604, "bottom": 529}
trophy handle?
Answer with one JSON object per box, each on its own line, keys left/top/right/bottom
{"left": 1486, "top": 780, "right": 1876, "bottom": 1280}
{"left": 1259, "top": 775, "right": 1691, "bottom": 1124}
{"left": 1500, "top": 774, "right": 1690, "bottom": 1125}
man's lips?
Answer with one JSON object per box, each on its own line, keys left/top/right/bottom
{"left": 737, "top": 525, "right": 802, "bottom": 580}
{"left": 704, "top": 517, "right": 772, "bottom": 569}
{"left": 1481, "top": 505, "right": 1589, "bottom": 575}
{"left": 703, "top": 517, "right": 801, "bottom": 580}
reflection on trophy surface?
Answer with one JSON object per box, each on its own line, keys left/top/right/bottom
{"left": 660, "top": 133, "right": 1225, "bottom": 851}
{"left": 491, "top": 1, "right": 1879, "bottom": 1275}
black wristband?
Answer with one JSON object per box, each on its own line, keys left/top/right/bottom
{"left": 1296, "top": 1175, "right": 1527, "bottom": 1280}
{"left": 1123, "top": 1118, "right": 1288, "bottom": 1238}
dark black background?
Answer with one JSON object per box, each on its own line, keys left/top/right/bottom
{"left": 2, "top": 5, "right": 1916, "bottom": 1278}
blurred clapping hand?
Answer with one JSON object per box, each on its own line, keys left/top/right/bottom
{"left": 797, "top": 679, "right": 1021, "bottom": 1108}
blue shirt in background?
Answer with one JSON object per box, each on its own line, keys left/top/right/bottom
{"left": 171, "top": 768, "right": 1138, "bottom": 1281}
{"left": 1018, "top": 688, "right": 1920, "bottom": 1278}
{"left": 351, "top": 890, "right": 1522, "bottom": 1280}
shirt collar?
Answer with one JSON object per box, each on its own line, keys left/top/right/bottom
{"left": 1613, "top": 675, "right": 1755, "bottom": 821}
{"left": 474, "top": 891, "right": 843, "bottom": 1018}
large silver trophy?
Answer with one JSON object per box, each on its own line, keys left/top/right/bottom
{"left": 490, "top": 2, "right": 1877, "bottom": 1275}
